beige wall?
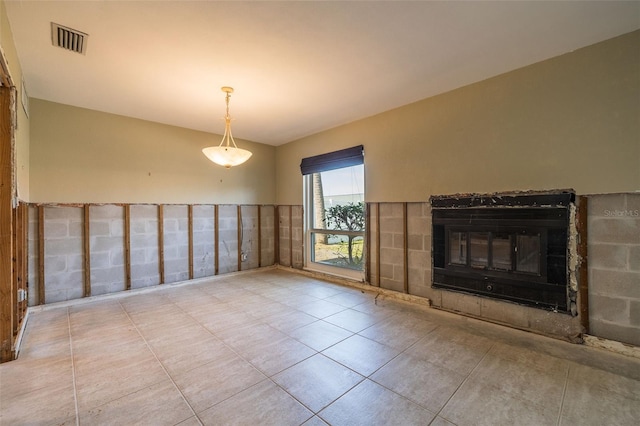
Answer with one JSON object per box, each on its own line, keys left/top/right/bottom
{"left": 1, "top": 0, "right": 29, "bottom": 200}
{"left": 30, "top": 99, "right": 276, "bottom": 204}
{"left": 276, "top": 30, "right": 640, "bottom": 204}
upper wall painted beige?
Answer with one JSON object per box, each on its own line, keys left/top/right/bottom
{"left": 276, "top": 30, "right": 640, "bottom": 205}
{"left": 1, "top": 0, "right": 29, "bottom": 200}
{"left": 30, "top": 99, "right": 276, "bottom": 204}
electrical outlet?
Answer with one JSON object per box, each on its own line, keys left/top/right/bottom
{"left": 17, "top": 288, "right": 26, "bottom": 302}
{"left": 241, "top": 252, "right": 248, "bottom": 262}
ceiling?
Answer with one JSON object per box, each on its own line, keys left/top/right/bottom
{"left": 5, "top": 1, "right": 640, "bottom": 146}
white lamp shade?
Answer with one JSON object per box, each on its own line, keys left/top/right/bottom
{"left": 202, "top": 146, "right": 253, "bottom": 168}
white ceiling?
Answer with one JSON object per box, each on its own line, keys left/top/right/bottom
{"left": 5, "top": 1, "right": 640, "bottom": 146}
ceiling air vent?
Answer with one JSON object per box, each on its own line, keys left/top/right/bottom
{"left": 51, "top": 23, "right": 88, "bottom": 55}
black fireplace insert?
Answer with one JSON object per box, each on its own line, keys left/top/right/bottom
{"left": 431, "top": 192, "right": 574, "bottom": 312}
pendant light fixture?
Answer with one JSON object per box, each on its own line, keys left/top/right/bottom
{"left": 202, "top": 86, "right": 252, "bottom": 168}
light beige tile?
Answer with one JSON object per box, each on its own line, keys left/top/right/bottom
{"left": 322, "top": 334, "right": 399, "bottom": 376}
{"left": 429, "top": 416, "right": 457, "bottom": 426}
{"left": 80, "top": 380, "right": 193, "bottom": 425}
{"left": 199, "top": 379, "right": 313, "bottom": 425}
{"left": 324, "top": 290, "right": 373, "bottom": 308}
{"left": 175, "top": 416, "right": 203, "bottom": 426}
{"left": 272, "top": 354, "right": 364, "bottom": 412}
{"left": 441, "top": 379, "right": 557, "bottom": 426}
{"left": 262, "top": 310, "right": 318, "bottom": 334}
{"left": 568, "top": 363, "right": 640, "bottom": 400}
{"left": 324, "top": 309, "right": 379, "bottom": 333}
{"left": 0, "top": 357, "right": 73, "bottom": 399}
{"left": 298, "top": 299, "right": 348, "bottom": 319}
{"left": 173, "top": 354, "right": 266, "bottom": 413}
{"left": 405, "top": 325, "right": 492, "bottom": 374}
{"left": 301, "top": 416, "right": 330, "bottom": 426}
{"left": 289, "top": 320, "right": 353, "bottom": 351}
{"left": 0, "top": 383, "right": 77, "bottom": 426}
{"left": 358, "top": 313, "right": 437, "bottom": 350}
{"left": 153, "top": 336, "right": 237, "bottom": 376}
{"left": 371, "top": 353, "right": 465, "bottom": 412}
{"left": 468, "top": 353, "right": 567, "bottom": 409}
{"left": 560, "top": 378, "right": 640, "bottom": 426}
{"left": 75, "top": 354, "right": 169, "bottom": 411}
{"left": 240, "top": 336, "right": 316, "bottom": 376}
{"left": 319, "top": 379, "right": 436, "bottom": 425}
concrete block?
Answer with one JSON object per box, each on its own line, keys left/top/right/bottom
{"left": 90, "top": 221, "right": 111, "bottom": 236}
{"left": 379, "top": 203, "right": 403, "bottom": 217}
{"left": 393, "top": 234, "right": 405, "bottom": 249}
{"left": 90, "top": 236, "right": 122, "bottom": 253}
{"left": 68, "top": 221, "right": 83, "bottom": 238}
{"left": 589, "top": 217, "right": 639, "bottom": 244}
{"left": 379, "top": 233, "right": 393, "bottom": 249}
{"left": 630, "top": 300, "right": 640, "bottom": 327}
{"left": 589, "top": 294, "right": 630, "bottom": 324}
{"left": 629, "top": 246, "right": 640, "bottom": 272}
{"left": 380, "top": 218, "right": 404, "bottom": 234}
{"left": 441, "top": 291, "right": 481, "bottom": 316}
{"left": 626, "top": 194, "right": 640, "bottom": 213}
{"left": 108, "top": 220, "right": 124, "bottom": 237}
{"left": 45, "top": 206, "right": 82, "bottom": 221}
{"left": 91, "top": 266, "right": 125, "bottom": 286}
{"left": 380, "top": 247, "right": 404, "bottom": 265}
{"left": 46, "top": 238, "right": 82, "bottom": 256}
{"left": 131, "top": 263, "right": 160, "bottom": 281}
{"left": 380, "top": 277, "right": 403, "bottom": 293}
{"left": 46, "top": 222, "right": 69, "bottom": 238}
{"left": 590, "top": 319, "right": 640, "bottom": 346}
{"left": 408, "top": 250, "right": 429, "bottom": 269}
{"left": 590, "top": 268, "right": 640, "bottom": 298}
{"left": 479, "top": 297, "right": 529, "bottom": 329}
{"left": 407, "top": 234, "right": 424, "bottom": 251}
{"left": 110, "top": 249, "right": 124, "bottom": 267}
{"left": 67, "top": 254, "right": 84, "bottom": 272}
{"left": 90, "top": 205, "right": 123, "bottom": 220}
{"left": 90, "top": 252, "right": 111, "bottom": 269}
{"left": 529, "top": 311, "right": 582, "bottom": 340}
{"left": 588, "top": 194, "right": 628, "bottom": 218}
{"left": 44, "top": 256, "right": 66, "bottom": 274}
{"left": 588, "top": 243, "right": 628, "bottom": 270}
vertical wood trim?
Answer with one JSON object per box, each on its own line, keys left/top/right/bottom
{"left": 214, "top": 205, "right": 219, "bottom": 275}
{"left": 0, "top": 87, "right": 12, "bottom": 362}
{"left": 188, "top": 205, "right": 194, "bottom": 280}
{"left": 376, "top": 203, "right": 381, "bottom": 287}
{"left": 257, "top": 205, "right": 262, "bottom": 267}
{"left": 17, "top": 204, "right": 27, "bottom": 326}
{"left": 289, "top": 205, "right": 293, "bottom": 267}
{"left": 124, "top": 205, "right": 131, "bottom": 291}
{"left": 83, "top": 205, "right": 91, "bottom": 297}
{"left": 37, "top": 206, "right": 45, "bottom": 304}
{"left": 576, "top": 196, "right": 589, "bottom": 333}
{"left": 403, "top": 202, "right": 409, "bottom": 294}
{"left": 365, "top": 203, "right": 371, "bottom": 284}
{"left": 237, "top": 205, "right": 242, "bottom": 272}
{"left": 11, "top": 205, "right": 18, "bottom": 337}
{"left": 274, "top": 206, "right": 280, "bottom": 265}
{"left": 158, "top": 205, "right": 165, "bottom": 284}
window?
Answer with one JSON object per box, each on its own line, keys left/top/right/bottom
{"left": 301, "top": 146, "right": 365, "bottom": 280}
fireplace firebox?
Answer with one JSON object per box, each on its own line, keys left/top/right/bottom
{"left": 431, "top": 192, "right": 574, "bottom": 312}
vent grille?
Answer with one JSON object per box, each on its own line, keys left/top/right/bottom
{"left": 51, "top": 23, "right": 88, "bottom": 54}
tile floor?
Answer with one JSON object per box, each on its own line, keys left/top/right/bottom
{"left": 1, "top": 269, "right": 639, "bottom": 425}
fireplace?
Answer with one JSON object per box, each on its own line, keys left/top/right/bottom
{"left": 431, "top": 192, "right": 575, "bottom": 313}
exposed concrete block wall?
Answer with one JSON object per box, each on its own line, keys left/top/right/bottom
{"left": 26, "top": 203, "right": 278, "bottom": 306}
{"left": 43, "top": 207, "right": 84, "bottom": 303}
{"left": 192, "top": 205, "right": 215, "bottom": 279}
{"left": 587, "top": 193, "right": 640, "bottom": 346}
{"left": 277, "top": 206, "right": 303, "bottom": 269}
{"left": 378, "top": 203, "right": 406, "bottom": 293}
{"left": 260, "top": 206, "right": 276, "bottom": 267}
{"left": 218, "top": 205, "right": 239, "bottom": 275}
{"left": 240, "top": 206, "right": 259, "bottom": 270}
{"left": 163, "top": 205, "right": 189, "bottom": 284}
{"left": 407, "top": 202, "right": 431, "bottom": 298}
{"left": 89, "top": 205, "right": 125, "bottom": 296}
{"left": 27, "top": 206, "right": 38, "bottom": 306}
{"left": 130, "top": 205, "right": 160, "bottom": 289}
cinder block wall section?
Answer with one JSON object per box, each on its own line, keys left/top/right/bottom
{"left": 25, "top": 203, "right": 283, "bottom": 306}
{"left": 277, "top": 206, "right": 304, "bottom": 269}
{"left": 588, "top": 193, "right": 640, "bottom": 346}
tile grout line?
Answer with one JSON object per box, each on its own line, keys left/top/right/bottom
{"left": 66, "top": 307, "right": 80, "bottom": 426}
{"left": 556, "top": 364, "right": 571, "bottom": 426}
{"left": 431, "top": 341, "right": 496, "bottom": 423}
{"left": 117, "top": 300, "right": 204, "bottom": 426}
